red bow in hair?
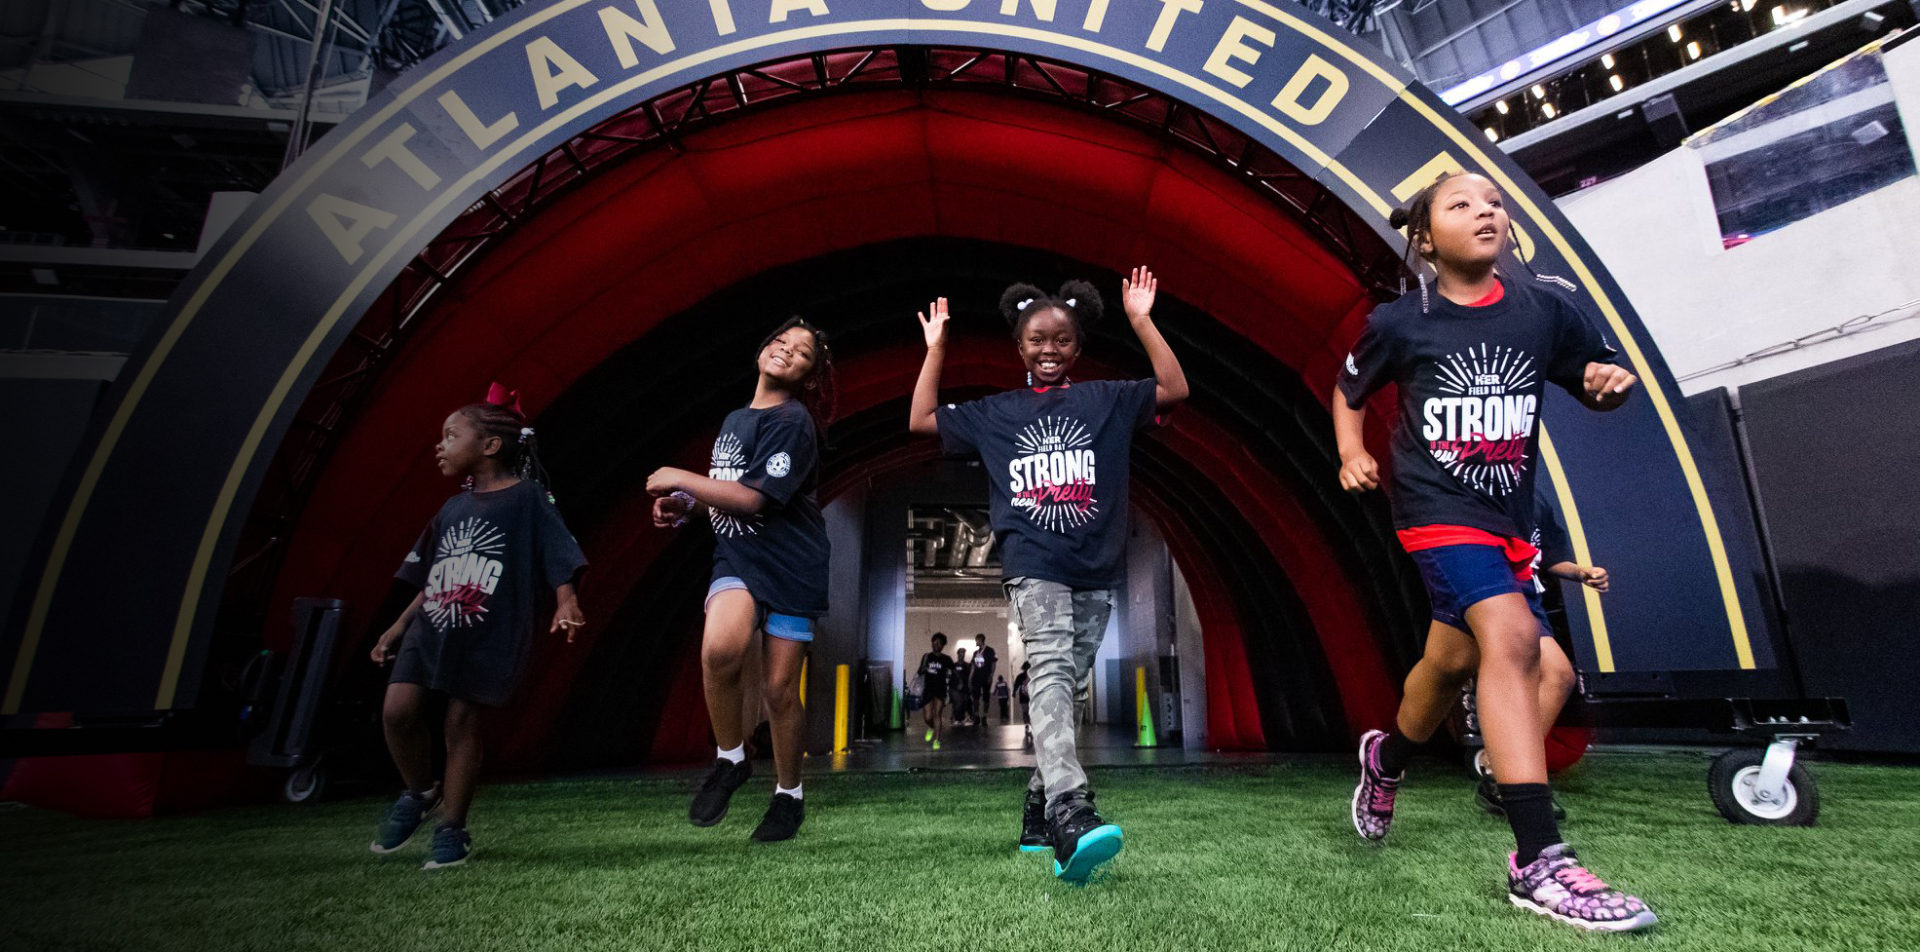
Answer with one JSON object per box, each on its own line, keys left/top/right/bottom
{"left": 485, "top": 381, "right": 524, "bottom": 416}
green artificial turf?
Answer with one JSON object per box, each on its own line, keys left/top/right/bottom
{"left": 3, "top": 750, "right": 1916, "bottom": 951}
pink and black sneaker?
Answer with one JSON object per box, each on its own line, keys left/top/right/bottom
{"left": 1507, "top": 843, "right": 1657, "bottom": 932}
{"left": 1349, "top": 729, "right": 1401, "bottom": 842}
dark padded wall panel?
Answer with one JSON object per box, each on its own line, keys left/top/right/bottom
{"left": 1739, "top": 339, "right": 1920, "bottom": 753}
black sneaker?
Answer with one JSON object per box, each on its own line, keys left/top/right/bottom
{"left": 689, "top": 758, "right": 753, "bottom": 827}
{"left": 750, "top": 793, "right": 804, "bottom": 842}
{"left": 370, "top": 789, "right": 439, "bottom": 854}
{"left": 422, "top": 823, "right": 471, "bottom": 869}
{"left": 1018, "top": 789, "right": 1049, "bottom": 852}
{"left": 1475, "top": 772, "right": 1568, "bottom": 820}
{"left": 1048, "top": 793, "right": 1123, "bottom": 883}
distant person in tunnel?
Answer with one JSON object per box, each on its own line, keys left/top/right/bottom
{"left": 369, "top": 384, "right": 587, "bottom": 870}
{"left": 650, "top": 318, "right": 836, "bottom": 843}
{"left": 952, "top": 647, "right": 974, "bottom": 726}
{"left": 971, "top": 636, "right": 997, "bottom": 722}
{"left": 1334, "top": 171, "right": 1654, "bottom": 932}
{"left": 910, "top": 266, "right": 1188, "bottom": 883}
{"left": 917, "top": 633, "right": 954, "bottom": 749}
{"left": 995, "top": 674, "right": 1011, "bottom": 724}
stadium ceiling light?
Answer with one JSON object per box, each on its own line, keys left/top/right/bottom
{"left": 1687, "top": 41, "right": 1702, "bottom": 59}
{"left": 1532, "top": 84, "right": 1547, "bottom": 99}
{"left": 1610, "top": 74, "right": 1625, "bottom": 91}
{"left": 1542, "top": 102, "right": 1557, "bottom": 118}
{"left": 1601, "top": 53, "right": 1616, "bottom": 69}
{"left": 1485, "top": 127, "right": 1499, "bottom": 141}
{"left": 1669, "top": 24, "right": 1683, "bottom": 41}
{"left": 1495, "top": 99, "right": 1509, "bottom": 114}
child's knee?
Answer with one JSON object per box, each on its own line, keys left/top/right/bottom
{"left": 443, "top": 702, "right": 483, "bottom": 738}
{"left": 703, "top": 640, "right": 746, "bottom": 676}
{"left": 382, "top": 690, "right": 422, "bottom": 727}
{"left": 763, "top": 684, "right": 800, "bottom": 716}
{"left": 1541, "top": 651, "right": 1577, "bottom": 695}
{"left": 1479, "top": 625, "right": 1542, "bottom": 667}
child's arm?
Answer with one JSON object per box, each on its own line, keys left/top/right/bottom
{"left": 1122, "top": 267, "right": 1189, "bottom": 410}
{"left": 908, "top": 297, "right": 950, "bottom": 436}
{"left": 371, "top": 592, "right": 427, "bottom": 663}
{"left": 647, "top": 468, "right": 767, "bottom": 515}
{"left": 1332, "top": 396, "right": 1380, "bottom": 492}
{"left": 1579, "top": 362, "right": 1637, "bottom": 411}
{"left": 1546, "top": 561, "right": 1609, "bottom": 592}
{"left": 549, "top": 582, "right": 586, "bottom": 641}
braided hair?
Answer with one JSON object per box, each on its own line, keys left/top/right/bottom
{"left": 756, "top": 316, "right": 837, "bottom": 442}
{"left": 997, "top": 279, "right": 1105, "bottom": 338}
{"left": 453, "top": 398, "right": 553, "bottom": 490}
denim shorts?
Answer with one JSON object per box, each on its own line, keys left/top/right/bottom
{"left": 705, "top": 576, "right": 814, "bottom": 643}
{"left": 1407, "top": 544, "right": 1552, "bottom": 637}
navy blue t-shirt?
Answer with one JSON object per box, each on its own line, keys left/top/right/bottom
{"left": 1337, "top": 276, "right": 1618, "bottom": 540}
{"left": 706, "top": 399, "right": 830, "bottom": 618}
{"left": 936, "top": 378, "right": 1159, "bottom": 589}
{"left": 392, "top": 480, "right": 587, "bottom": 706}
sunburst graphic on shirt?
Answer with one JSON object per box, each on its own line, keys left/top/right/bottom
{"left": 424, "top": 517, "right": 507, "bottom": 630}
{"left": 1009, "top": 416, "right": 1099, "bottom": 533}
{"left": 1425, "top": 343, "right": 1541, "bottom": 497}
{"left": 707, "top": 431, "right": 761, "bottom": 538}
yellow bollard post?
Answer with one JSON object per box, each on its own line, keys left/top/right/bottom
{"left": 1135, "top": 666, "right": 1158, "bottom": 748}
{"left": 834, "top": 663, "right": 851, "bottom": 753}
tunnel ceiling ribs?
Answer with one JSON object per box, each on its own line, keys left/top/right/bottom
{"left": 234, "top": 44, "right": 1407, "bottom": 629}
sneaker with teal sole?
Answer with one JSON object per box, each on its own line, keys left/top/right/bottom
{"left": 422, "top": 824, "right": 471, "bottom": 870}
{"left": 1049, "top": 793, "right": 1122, "bottom": 883}
{"left": 1018, "top": 789, "right": 1049, "bottom": 852}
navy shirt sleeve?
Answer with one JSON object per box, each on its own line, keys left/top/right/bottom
{"left": 395, "top": 515, "right": 437, "bottom": 588}
{"left": 1544, "top": 288, "right": 1620, "bottom": 398}
{"left": 737, "top": 406, "right": 818, "bottom": 507}
{"left": 1536, "top": 495, "right": 1575, "bottom": 567}
{"left": 1336, "top": 306, "right": 1400, "bottom": 409}
{"left": 1117, "top": 378, "right": 1158, "bottom": 430}
{"left": 532, "top": 491, "right": 588, "bottom": 590}
{"left": 936, "top": 397, "right": 989, "bottom": 456}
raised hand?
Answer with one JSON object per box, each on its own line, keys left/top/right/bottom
{"left": 1121, "top": 266, "right": 1157, "bottom": 323}
{"left": 918, "top": 297, "right": 950, "bottom": 349}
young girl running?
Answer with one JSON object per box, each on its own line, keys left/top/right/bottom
{"left": 369, "top": 384, "right": 587, "bottom": 869}
{"left": 917, "top": 633, "right": 954, "bottom": 749}
{"left": 909, "top": 267, "right": 1188, "bottom": 883}
{"left": 1335, "top": 171, "right": 1655, "bottom": 931}
{"left": 649, "top": 318, "right": 835, "bottom": 843}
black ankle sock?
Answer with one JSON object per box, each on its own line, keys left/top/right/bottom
{"left": 1501, "top": 783, "right": 1561, "bottom": 866}
{"left": 1377, "top": 731, "right": 1418, "bottom": 777}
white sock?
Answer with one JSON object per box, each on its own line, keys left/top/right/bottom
{"left": 776, "top": 783, "right": 803, "bottom": 800}
{"left": 717, "top": 745, "right": 746, "bottom": 764}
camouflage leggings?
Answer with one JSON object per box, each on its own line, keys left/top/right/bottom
{"left": 1006, "top": 577, "right": 1113, "bottom": 805}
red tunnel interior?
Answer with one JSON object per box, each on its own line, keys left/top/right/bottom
{"left": 257, "top": 86, "right": 1429, "bottom": 770}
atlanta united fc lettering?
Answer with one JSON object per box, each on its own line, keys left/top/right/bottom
{"left": 1009, "top": 416, "right": 1100, "bottom": 532}
{"left": 1423, "top": 344, "right": 1539, "bottom": 496}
